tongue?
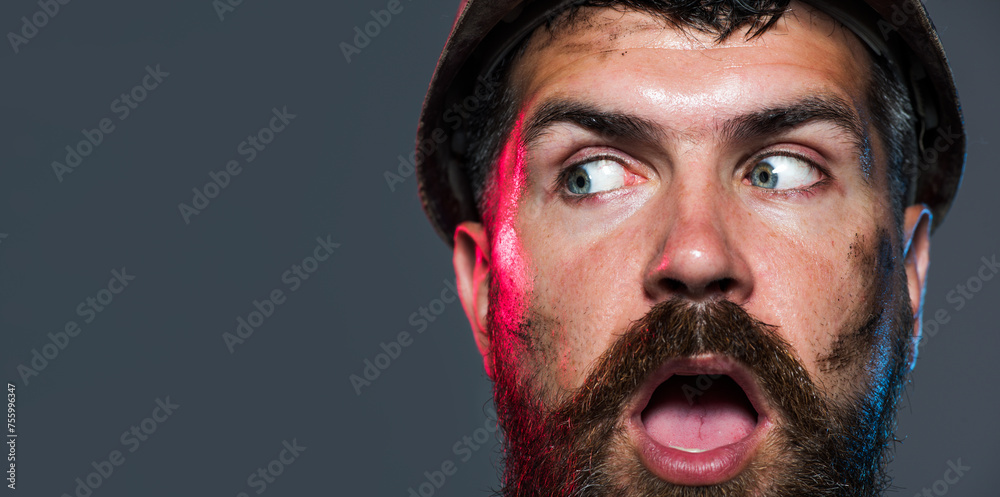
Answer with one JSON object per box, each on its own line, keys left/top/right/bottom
{"left": 641, "top": 375, "right": 757, "bottom": 452}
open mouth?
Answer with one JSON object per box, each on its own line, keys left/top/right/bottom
{"left": 642, "top": 374, "right": 759, "bottom": 452}
{"left": 626, "top": 355, "right": 772, "bottom": 486}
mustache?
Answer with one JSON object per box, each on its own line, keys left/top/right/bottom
{"left": 549, "top": 298, "right": 829, "bottom": 430}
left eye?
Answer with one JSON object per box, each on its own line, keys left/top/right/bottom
{"left": 564, "top": 159, "right": 629, "bottom": 195}
{"left": 747, "top": 155, "right": 821, "bottom": 190}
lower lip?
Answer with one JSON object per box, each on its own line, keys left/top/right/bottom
{"left": 626, "top": 414, "right": 771, "bottom": 486}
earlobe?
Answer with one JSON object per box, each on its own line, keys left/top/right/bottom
{"left": 902, "top": 204, "right": 932, "bottom": 373}
{"left": 453, "top": 221, "right": 494, "bottom": 378}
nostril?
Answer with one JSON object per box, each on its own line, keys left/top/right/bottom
{"left": 664, "top": 278, "right": 686, "bottom": 293}
{"left": 713, "top": 278, "right": 736, "bottom": 295}
{"left": 656, "top": 277, "right": 736, "bottom": 300}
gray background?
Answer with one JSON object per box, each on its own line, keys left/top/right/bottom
{"left": 0, "top": 0, "right": 995, "bottom": 496}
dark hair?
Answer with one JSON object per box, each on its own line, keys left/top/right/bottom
{"left": 463, "top": 0, "right": 916, "bottom": 233}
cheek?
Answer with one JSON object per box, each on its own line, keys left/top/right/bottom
{"left": 518, "top": 222, "right": 652, "bottom": 396}
{"left": 488, "top": 131, "right": 537, "bottom": 337}
{"left": 750, "top": 224, "right": 900, "bottom": 394}
{"left": 758, "top": 250, "right": 854, "bottom": 375}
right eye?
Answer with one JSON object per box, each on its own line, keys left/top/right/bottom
{"left": 564, "top": 159, "right": 630, "bottom": 195}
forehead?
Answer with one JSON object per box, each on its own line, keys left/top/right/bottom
{"left": 509, "top": 2, "right": 873, "bottom": 120}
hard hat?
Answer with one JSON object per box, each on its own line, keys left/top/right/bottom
{"left": 415, "top": 0, "right": 965, "bottom": 246}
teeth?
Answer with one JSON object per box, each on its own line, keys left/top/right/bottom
{"left": 668, "top": 445, "right": 710, "bottom": 454}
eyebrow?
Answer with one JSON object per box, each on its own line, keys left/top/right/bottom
{"left": 523, "top": 99, "right": 664, "bottom": 149}
{"left": 522, "top": 94, "right": 870, "bottom": 172}
{"left": 720, "top": 94, "right": 868, "bottom": 157}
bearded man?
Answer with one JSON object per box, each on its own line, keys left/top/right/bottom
{"left": 413, "top": 1, "right": 965, "bottom": 495}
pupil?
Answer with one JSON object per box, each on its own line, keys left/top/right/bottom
{"left": 758, "top": 170, "right": 770, "bottom": 183}
{"left": 575, "top": 176, "right": 587, "bottom": 188}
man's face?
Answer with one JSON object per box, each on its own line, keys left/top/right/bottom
{"left": 452, "top": 2, "right": 931, "bottom": 496}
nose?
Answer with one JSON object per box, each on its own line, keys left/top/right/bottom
{"left": 643, "top": 191, "right": 753, "bottom": 304}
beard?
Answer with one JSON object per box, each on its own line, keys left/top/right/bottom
{"left": 488, "top": 235, "right": 914, "bottom": 497}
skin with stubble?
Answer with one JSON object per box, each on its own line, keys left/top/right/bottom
{"left": 452, "top": 2, "right": 933, "bottom": 496}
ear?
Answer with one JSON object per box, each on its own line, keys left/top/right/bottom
{"left": 453, "top": 221, "right": 493, "bottom": 378}
{"left": 902, "top": 204, "right": 932, "bottom": 373}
